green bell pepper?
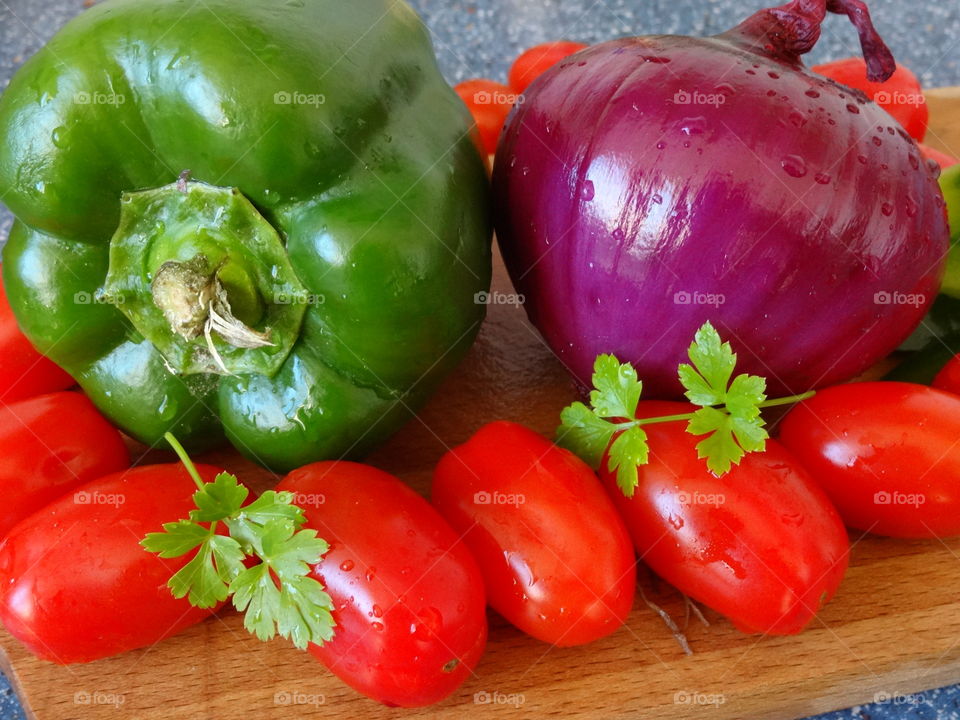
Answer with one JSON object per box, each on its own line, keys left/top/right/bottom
{"left": 0, "top": 0, "right": 492, "bottom": 471}
{"left": 940, "top": 164, "right": 960, "bottom": 298}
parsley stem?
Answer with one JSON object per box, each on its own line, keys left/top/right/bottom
{"left": 631, "top": 412, "right": 697, "bottom": 427}
{"left": 164, "top": 432, "right": 206, "bottom": 491}
{"left": 756, "top": 390, "right": 816, "bottom": 408}
{"left": 613, "top": 390, "right": 816, "bottom": 430}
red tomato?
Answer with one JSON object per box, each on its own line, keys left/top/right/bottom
{"left": 0, "top": 463, "right": 224, "bottom": 664}
{"left": 602, "top": 402, "right": 848, "bottom": 635}
{"left": 277, "top": 462, "right": 487, "bottom": 708}
{"left": 920, "top": 143, "right": 959, "bottom": 170}
{"left": 934, "top": 354, "right": 960, "bottom": 394}
{"left": 812, "top": 58, "right": 929, "bottom": 141}
{"left": 0, "top": 268, "right": 73, "bottom": 402}
{"left": 0, "top": 391, "right": 128, "bottom": 537}
{"left": 780, "top": 382, "right": 960, "bottom": 538}
{"left": 454, "top": 78, "right": 516, "bottom": 156}
{"left": 509, "top": 41, "right": 588, "bottom": 94}
{"left": 432, "top": 421, "right": 635, "bottom": 646}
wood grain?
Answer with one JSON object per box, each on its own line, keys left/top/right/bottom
{"left": 3, "top": 90, "right": 960, "bottom": 720}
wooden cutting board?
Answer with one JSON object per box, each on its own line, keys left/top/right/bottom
{"left": 2, "top": 88, "right": 960, "bottom": 720}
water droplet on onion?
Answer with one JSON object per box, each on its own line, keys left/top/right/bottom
{"left": 781, "top": 155, "right": 807, "bottom": 178}
{"left": 905, "top": 196, "right": 918, "bottom": 218}
{"left": 679, "top": 116, "right": 706, "bottom": 135}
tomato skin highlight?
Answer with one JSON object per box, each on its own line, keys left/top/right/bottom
{"left": 780, "top": 382, "right": 960, "bottom": 538}
{"left": 509, "top": 41, "right": 588, "bottom": 93}
{"left": 432, "top": 421, "right": 636, "bottom": 646}
{"left": 812, "top": 58, "right": 929, "bottom": 141}
{"left": 602, "top": 402, "right": 848, "bottom": 635}
{"left": 0, "top": 391, "right": 129, "bottom": 538}
{"left": 0, "top": 269, "right": 73, "bottom": 402}
{"left": 454, "top": 78, "right": 516, "bottom": 155}
{"left": 277, "top": 462, "right": 487, "bottom": 708}
{"left": 0, "top": 463, "right": 224, "bottom": 664}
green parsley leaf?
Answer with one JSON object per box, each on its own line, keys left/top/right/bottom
{"left": 228, "top": 517, "right": 333, "bottom": 649}
{"left": 680, "top": 324, "right": 769, "bottom": 474}
{"left": 144, "top": 520, "right": 211, "bottom": 557}
{"left": 589, "top": 354, "right": 643, "bottom": 418}
{"left": 607, "top": 426, "right": 649, "bottom": 496}
{"left": 558, "top": 322, "right": 797, "bottom": 491}
{"left": 169, "top": 541, "right": 237, "bottom": 607}
{"left": 226, "top": 490, "right": 307, "bottom": 555}
{"left": 688, "top": 406, "right": 746, "bottom": 475}
{"left": 677, "top": 362, "right": 718, "bottom": 407}
{"left": 726, "top": 373, "right": 767, "bottom": 416}
{"left": 190, "top": 472, "right": 248, "bottom": 522}
{"left": 230, "top": 519, "right": 333, "bottom": 650}
{"left": 685, "top": 322, "right": 736, "bottom": 395}
{"left": 557, "top": 353, "right": 646, "bottom": 470}
{"left": 231, "top": 563, "right": 282, "bottom": 641}
{"left": 143, "top": 520, "right": 246, "bottom": 608}
{"left": 556, "top": 401, "right": 617, "bottom": 468}
{"left": 142, "top": 433, "right": 336, "bottom": 649}
{"left": 278, "top": 574, "right": 336, "bottom": 648}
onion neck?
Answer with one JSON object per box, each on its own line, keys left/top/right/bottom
{"left": 721, "top": 0, "right": 895, "bottom": 82}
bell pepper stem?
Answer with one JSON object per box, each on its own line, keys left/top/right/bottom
{"left": 104, "top": 180, "right": 308, "bottom": 378}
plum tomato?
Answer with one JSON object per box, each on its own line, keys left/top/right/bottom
{"left": 780, "top": 382, "right": 960, "bottom": 538}
{"left": 432, "top": 421, "right": 636, "bottom": 646}
{"left": 602, "top": 402, "right": 849, "bottom": 635}
{"left": 934, "top": 353, "right": 960, "bottom": 395}
{"left": 453, "top": 78, "right": 517, "bottom": 155}
{"left": 508, "top": 41, "right": 588, "bottom": 93}
{"left": 0, "top": 391, "right": 129, "bottom": 537}
{"left": 277, "top": 461, "right": 487, "bottom": 708}
{"left": 0, "top": 463, "right": 224, "bottom": 664}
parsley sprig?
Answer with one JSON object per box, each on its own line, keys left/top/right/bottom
{"left": 557, "top": 322, "right": 814, "bottom": 496}
{"left": 142, "top": 434, "right": 335, "bottom": 649}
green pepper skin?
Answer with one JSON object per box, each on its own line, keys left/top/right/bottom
{"left": 0, "top": 0, "right": 491, "bottom": 469}
{"left": 940, "top": 164, "right": 960, "bottom": 299}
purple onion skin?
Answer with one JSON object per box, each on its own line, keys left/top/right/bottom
{"left": 493, "top": 2, "right": 949, "bottom": 398}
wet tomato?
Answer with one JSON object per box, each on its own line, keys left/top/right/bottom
{"left": 780, "top": 382, "right": 960, "bottom": 538}
{"left": 278, "top": 461, "right": 487, "bottom": 708}
{"left": 433, "top": 421, "right": 636, "bottom": 646}
{"left": 0, "top": 463, "right": 224, "bottom": 663}
{"left": 602, "top": 402, "right": 848, "bottom": 635}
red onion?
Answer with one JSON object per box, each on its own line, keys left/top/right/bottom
{"left": 493, "top": 0, "right": 948, "bottom": 397}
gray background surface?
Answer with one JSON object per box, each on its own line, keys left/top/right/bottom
{"left": 1, "top": 1, "right": 959, "bottom": 719}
